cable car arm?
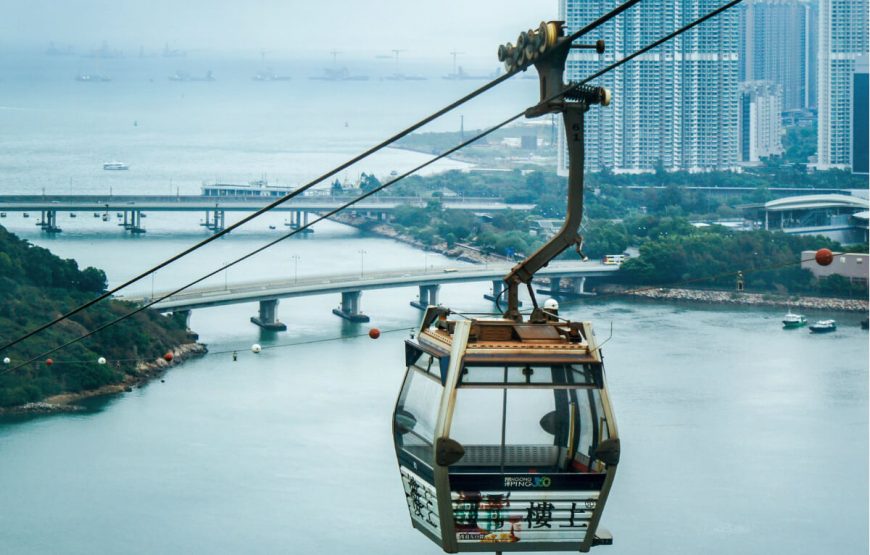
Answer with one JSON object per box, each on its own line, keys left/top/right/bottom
{"left": 501, "top": 22, "right": 610, "bottom": 321}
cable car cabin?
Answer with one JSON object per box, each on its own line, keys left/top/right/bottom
{"left": 394, "top": 307, "right": 619, "bottom": 552}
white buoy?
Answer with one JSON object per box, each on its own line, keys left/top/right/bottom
{"left": 97, "top": 357, "right": 107, "bottom": 365}
{"left": 251, "top": 343, "right": 262, "bottom": 354}
{"left": 2, "top": 357, "right": 10, "bottom": 365}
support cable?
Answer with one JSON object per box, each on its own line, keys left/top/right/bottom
{"left": 1, "top": 0, "right": 745, "bottom": 370}
{"left": 0, "top": 0, "right": 642, "bottom": 355}
{"left": 1, "top": 113, "right": 521, "bottom": 375}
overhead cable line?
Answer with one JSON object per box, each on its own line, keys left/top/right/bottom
{"left": 2, "top": 0, "right": 745, "bottom": 371}
{"left": 1, "top": 113, "right": 523, "bottom": 375}
{"left": 0, "top": 0, "right": 642, "bottom": 355}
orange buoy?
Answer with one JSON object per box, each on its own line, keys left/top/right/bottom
{"left": 815, "top": 248, "right": 834, "bottom": 266}
{"left": 163, "top": 352, "right": 174, "bottom": 362}
{"left": 369, "top": 328, "right": 381, "bottom": 339}
{"left": 46, "top": 358, "right": 54, "bottom": 366}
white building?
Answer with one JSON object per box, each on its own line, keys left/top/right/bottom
{"left": 816, "top": 0, "right": 869, "bottom": 170}
{"left": 558, "top": 0, "right": 739, "bottom": 175}
{"left": 739, "top": 81, "right": 784, "bottom": 162}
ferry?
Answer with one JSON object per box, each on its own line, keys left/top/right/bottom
{"left": 782, "top": 311, "right": 807, "bottom": 329}
{"left": 201, "top": 180, "right": 295, "bottom": 198}
{"left": 103, "top": 161, "right": 129, "bottom": 170}
{"left": 809, "top": 320, "right": 837, "bottom": 334}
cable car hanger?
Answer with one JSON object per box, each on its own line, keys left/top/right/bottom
{"left": 394, "top": 1, "right": 745, "bottom": 551}
{"left": 394, "top": 20, "right": 618, "bottom": 554}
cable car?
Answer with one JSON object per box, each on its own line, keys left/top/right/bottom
{"left": 394, "top": 20, "right": 619, "bottom": 552}
{"left": 394, "top": 307, "right": 619, "bottom": 552}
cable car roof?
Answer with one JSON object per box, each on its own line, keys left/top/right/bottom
{"left": 412, "top": 317, "right": 603, "bottom": 366}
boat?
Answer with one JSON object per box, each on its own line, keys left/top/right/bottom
{"left": 809, "top": 320, "right": 837, "bottom": 333}
{"left": 23, "top": 212, "right": 29, "bottom": 218}
{"left": 860, "top": 318, "right": 868, "bottom": 330}
{"left": 253, "top": 70, "right": 291, "bottom": 81}
{"left": 69, "top": 212, "right": 77, "bottom": 218}
{"left": 103, "top": 161, "right": 129, "bottom": 170}
{"left": 782, "top": 311, "right": 807, "bottom": 329}
{"left": 0, "top": 212, "right": 5, "bottom": 218}
{"left": 75, "top": 73, "right": 110, "bottom": 82}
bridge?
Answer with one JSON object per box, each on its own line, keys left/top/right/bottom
{"left": 0, "top": 194, "right": 534, "bottom": 234}
{"left": 122, "top": 262, "right": 620, "bottom": 330}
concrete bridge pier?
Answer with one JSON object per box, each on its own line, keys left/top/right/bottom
{"left": 411, "top": 284, "right": 440, "bottom": 310}
{"left": 483, "top": 279, "right": 522, "bottom": 307}
{"left": 250, "top": 299, "right": 287, "bottom": 331}
{"left": 484, "top": 279, "right": 505, "bottom": 303}
{"left": 332, "top": 290, "right": 370, "bottom": 322}
{"left": 570, "top": 277, "right": 587, "bottom": 295}
{"left": 287, "top": 210, "right": 300, "bottom": 230}
{"left": 202, "top": 209, "right": 225, "bottom": 232}
{"left": 130, "top": 210, "right": 146, "bottom": 234}
{"left": 39, "top": 209, "right": 61, "bottom": 233}
{"left": 535, "top": 276, "right": 568, "bottom": 298}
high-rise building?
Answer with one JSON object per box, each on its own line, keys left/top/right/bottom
{"left": 816, "top": 0, "right": 869, "bottom": 170}
{"left": 739, "top": 81, "right": 784, "bottom": 162}
{"left": 558, "top": 0, "right": 739, "bottom": 174}
{"left": 853, "top": 54, "right": 869, "bottom": 175}
{"left": 738, "top": 0, "right": 816, "bottom": 112}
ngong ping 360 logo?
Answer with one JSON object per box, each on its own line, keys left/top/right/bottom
{"left": 504, "top": 476, "right": 552, "bottom": 488}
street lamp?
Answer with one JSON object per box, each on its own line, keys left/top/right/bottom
{"left": 291, "top": 255, "right": 300, "bottom": 284}
{"left": 151, "top": 271, "right": 156, "bottom": 300}
{"left": 358, "top": 249, "right": 367, "bottom": 277}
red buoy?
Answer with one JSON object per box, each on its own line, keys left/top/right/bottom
{"left": 45, "top": 358, "right": 54, "bottom": 366}
{"left": 368, "top": 328, "right": 381, "bottom": 339}
{"left": 815, "top": 248, "right": 834, "bottom": 266}
{"left": 163, "top": 352, "right": 174, "bottom": 362}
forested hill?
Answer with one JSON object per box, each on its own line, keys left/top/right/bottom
{"left": 0, "top": 226, "right": 191, "bottom": 407}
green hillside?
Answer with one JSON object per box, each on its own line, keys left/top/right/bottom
{"left": 0, "top": 226, "right": 193, "bottom": 407}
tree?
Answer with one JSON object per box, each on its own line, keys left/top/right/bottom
{"left": 359, "top": 173, "right": 381, "bottom": 193}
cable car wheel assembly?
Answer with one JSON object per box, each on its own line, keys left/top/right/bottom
{"left": 394, "top": 21, "right": 619, "bottom": 553}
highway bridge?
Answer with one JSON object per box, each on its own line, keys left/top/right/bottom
{"left": 123, "top": 262, "right": 619, "bottom": 329}
{"left": 0, "top": 194, "right": 535, "bottom": 234}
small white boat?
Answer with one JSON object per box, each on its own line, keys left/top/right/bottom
{"left": 809, "top": 320, "right": 837, "bottom": 333}
{"left": 103, "top": 161, "right": 129, "bottom": 170}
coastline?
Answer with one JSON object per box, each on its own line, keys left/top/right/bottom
{"left": 0, "top": 342, "right": 207, "bottom": 416}
{"left": 331, "top": 212, "right": 513, "bottom": 266}
{"left": 598, "top": 285, "right": 869, "bottom": 313}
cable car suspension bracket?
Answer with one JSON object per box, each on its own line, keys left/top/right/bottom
{"left": 499, "top": 21, "right": 611, "bottom": 321}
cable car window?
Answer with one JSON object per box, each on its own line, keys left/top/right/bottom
{"left": 447, "top": 379, "right": 609, "bottom": 474}
{"left": 450, "top": 388, "right": 503, "bottom": 448}
{"left": 395, "top": 367, "right": 442, "bottom": 467}
{"left": 459, "top": 364, "right": 599, "bottom": 387}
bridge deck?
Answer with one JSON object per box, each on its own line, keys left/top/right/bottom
{"left": 0, "top": 195, "right": 534, "bottom": 212}
{"left": 122, "top": 263, "right": 618, "bottom": 310}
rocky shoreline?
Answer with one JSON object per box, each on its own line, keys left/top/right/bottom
{"left": 600, "top": 285, "right": 869, "bottom": 312}
{"left": 330, "top": 213, "right": 512, "bottom": 266}
{"left": 1, "top": 342, "right": 208, "bottom": 416}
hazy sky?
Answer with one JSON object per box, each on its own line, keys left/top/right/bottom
{"left": 1, "top": 1, "right": 558, "bottom": 60}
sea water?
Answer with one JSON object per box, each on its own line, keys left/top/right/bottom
{"left": 0, "top": 52, "right": 867, "bottom": 554}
